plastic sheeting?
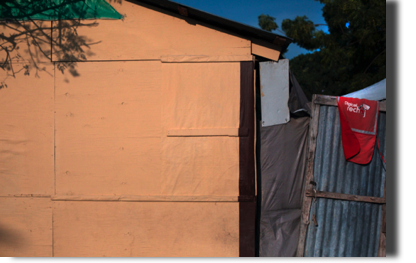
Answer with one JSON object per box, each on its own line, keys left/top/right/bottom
{"left": 289, "top": 71, "right": 311, "bottom": 116}
{"left": 0, "top": 0, "right": 123, "bottom": 20}
{"left": 343, "top": 79, "right": 386, "bottom": 101}
{"left": 259, "top": 117, "right": 309, "bottom": 256}
{"left": 258, "top": 70, "right": 310, "bottom": 256}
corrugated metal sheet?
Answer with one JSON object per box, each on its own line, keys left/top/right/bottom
{"left": 304, "top": 105, "right": 386, "bottom": 257}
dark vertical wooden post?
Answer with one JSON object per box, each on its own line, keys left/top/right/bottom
{"left": 378, "top": 174, "right": 387, "bottom": 257}
{"left": 296, "top": 94, "right": 321, "bottom": 257}
{"left": 239, "top": 61, "right": 256, "bottom": 257}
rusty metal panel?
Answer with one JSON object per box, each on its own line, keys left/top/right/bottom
{"left": 304, "top": 105, "right": 386, "bottom": 257}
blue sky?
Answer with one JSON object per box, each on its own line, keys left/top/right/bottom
{"left": 172, "top": 0, "right": 328, "bottom": 59}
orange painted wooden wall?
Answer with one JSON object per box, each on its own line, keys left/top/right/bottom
{"left": 0, "top": 1, "right": 270, "bottom": 256}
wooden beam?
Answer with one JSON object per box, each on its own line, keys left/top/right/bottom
{"left": 251, "top": 43, "right": 281, "bottom": 61}
{"left": 378, "top": 233, "right": 386, "bottom": 257}
{"left": 305, "top": 189, "right": 386, "bottom": 204}
{"left": 177, "top": 6, "right": 188, "bottom": 16}
{"left": 382, "top": 204, "right": 386, "bottom": 232}
{"left": 314, "top": 95, "right": 386, "bottom": 112}
{"left": 238, "top": 61, "right": 256, "bottom": 257}
{"left": 378, "top": 170, "right": 387, "bottom": 257}
{"left": 314, "top": 95, "right": 338, "bottom": 106}
{"left": 296, "top": 94, "right": 321, "bottom": 257}
{"left": 382, "top": 174, "right": 387, "bottom": 233}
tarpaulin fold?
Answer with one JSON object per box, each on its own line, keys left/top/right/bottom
{"left": 258, "top": 71, "right": 310, "bottom": 257}
{"left": 259, "top": 117, "right": 309, "bottom": 256}
{"left": 289, "top": 71, "right": 311, "bottom": 116}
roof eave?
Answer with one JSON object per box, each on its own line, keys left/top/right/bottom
{"left": 127, "top": 0, "right": 293, "bottom": 51}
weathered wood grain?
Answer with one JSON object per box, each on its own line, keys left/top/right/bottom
{"left": 305, "top": 189, "right": 386, "bottom": 204}
{"left": 296, "top": 94, "right": 321, "bottom": 257}
{"left": 314, "top": 95, "right": 386, "bottom": 112}
{"left": 378, "top": 172, "right": 387, "bottom": 257}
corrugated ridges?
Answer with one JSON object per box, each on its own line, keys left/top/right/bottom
{"left": 304, "top": 105, "right": 386, "bottom": 257}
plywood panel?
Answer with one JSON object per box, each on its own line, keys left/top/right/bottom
{"left": 0, "top": 63, "right": 54, "bottom": 195}
{"left": 161, "top": 136, "right": 239, "bottom": 196}
{"left": 52, "top": 1, "right": 251, "bottom": 61}
{"left": 161, "top": 63, "right": 240, "bottom": 196}
{"left": 55, "top": 61, "right": 240, "bottom": 197}
{"left": 53, "top": 201, "right": 239, "bottom": 257}
{"left": 252, "top": 43, "right": 281, "bottom": 61}
{"left": 0, "top": 22, "right": 51, "bottom": 63}
{"left": 55, "top": 61, "right": 162, "bottom": 196}
{"left": 0, "top": 197, "right": 52, "bottom": 256}
{"left": 162, "top": 63, "right": 240, "bottom": 129}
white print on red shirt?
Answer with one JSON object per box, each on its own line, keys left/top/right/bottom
{"left": 344, "top": 101, "right": 370, "bottom": 118}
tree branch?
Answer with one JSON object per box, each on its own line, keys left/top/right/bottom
{"left": 364, "top": 49, "right": 386, "bottom": 74}
{"left": 1, "top": 0, "right": 110, "bottom": 87}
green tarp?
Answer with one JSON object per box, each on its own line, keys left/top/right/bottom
{"left": 0, "top": 0, "right": 123, "bottom": 20}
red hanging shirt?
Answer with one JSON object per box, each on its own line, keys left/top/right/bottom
{"left": 337, "top": 97, "right": 380, "bottom": 164}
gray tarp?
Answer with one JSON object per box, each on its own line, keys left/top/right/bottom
{"left": 289, "top": 71, "right": 311, "bottom": 116}
{"left": 343, "top": 78, "right": 386, "bottom": 100}
{"left": 259, "top": 72, "right": 310, "bottom": 257}
{"left": 259, "top": 117, "right": 309, "bottom": 256}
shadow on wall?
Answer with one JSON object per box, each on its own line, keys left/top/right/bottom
{"left": 0, "top": 0, "right": 124, "bottom": 89}
{"left": 0, "top": 223, "right": 26, "bottom": 254}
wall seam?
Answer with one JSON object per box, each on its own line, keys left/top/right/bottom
{"left": 53, "top": 63, "right": 56, "bottom": 196}
{"left": 52, "top": 61, "right": 56, "bottom": 257}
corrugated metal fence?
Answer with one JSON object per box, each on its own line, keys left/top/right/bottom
{"left": 297, "top": 95, "right": 386, "bottom": 257}
{"left": 304, "top": 105, "right": 386, "bottom": 257}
